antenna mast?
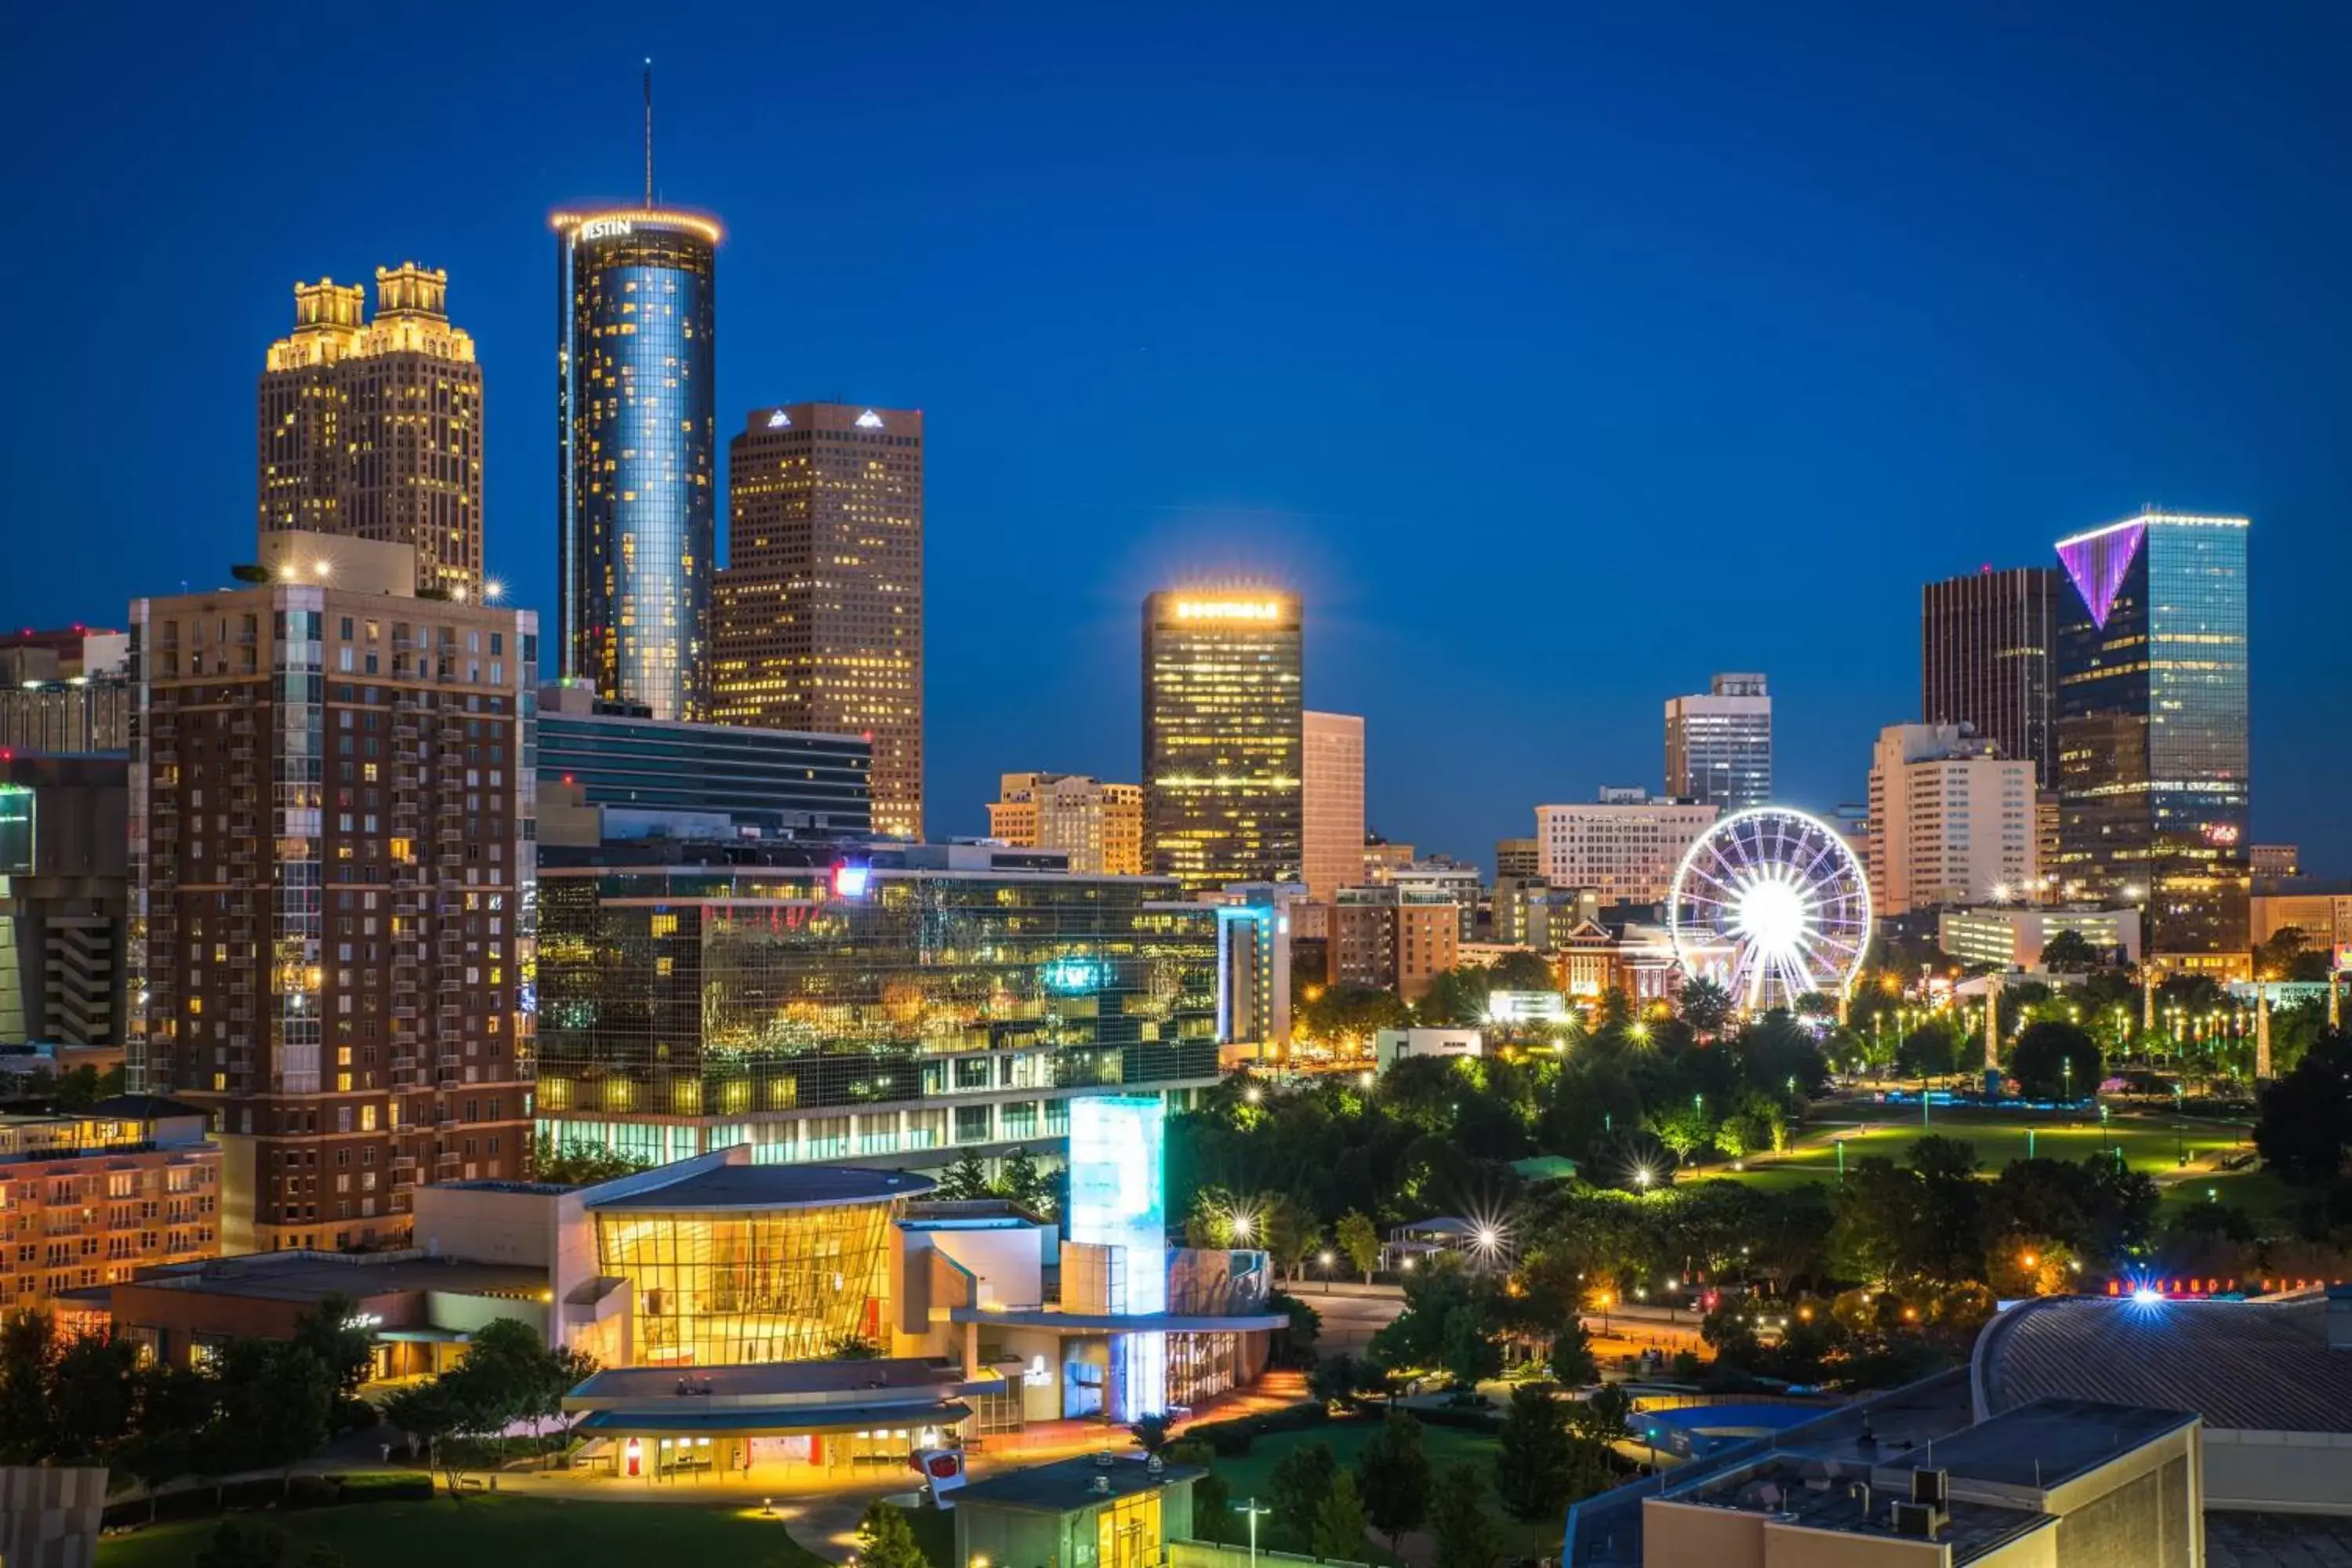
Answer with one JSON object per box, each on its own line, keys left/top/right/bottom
{"left": 642, "top": 58, "right": 655, "bottom": 205}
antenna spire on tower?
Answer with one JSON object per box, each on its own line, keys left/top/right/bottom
{"left": 643, "top": 58, "right": 655, "bottom": 205}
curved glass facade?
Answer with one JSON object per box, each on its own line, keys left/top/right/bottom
{"left": 592, "top": 1196, "right": 898, "bottom": 1364}
{"left": 555, "top": 212, "right": 718, "bottom": 722}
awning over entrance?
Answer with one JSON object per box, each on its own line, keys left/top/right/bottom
{"left": 375, "top": 1328, "right": 472, "bottom": 1344}
{"left": 573, "top": 1399, "right": 972, "bottom": 1438}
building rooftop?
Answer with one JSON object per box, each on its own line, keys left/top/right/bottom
{"left": 956, "top": 1455, "right": 1205, "bottom": 1513}
{"left": 85, "top": 1094, "right": 209, "bottom": 1121}
{"left": 568, "top": 1358, "right": 964, "bottom": 1405}
{"left": 1975, "top": 1294, "right": 2352, "bottom": 1434}
{"left": 586, "top": 1163, "right": 935, "bottom": 1213}
{"left": 2207, "top": 1511, "right": 2352, "bottom": 1567}
{"left": 124, "top": 1250, "right": 545, "bottom": 1305}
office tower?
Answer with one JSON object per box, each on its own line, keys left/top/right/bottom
{"left": 1329, "top": 885, "right": 1458, "bottom": 1002}
{"left": 1300, "top": 712, "right": 1365, "bottom": 902}
{"left": 1864, "top": 724, "right": 2036, "bottom": 913}
{"left": 1922, "top": 567, "right": 2057, "bottom": 787}
{"left": 258, "top": 266, "right": 484, "bottom": 597}
{"left": 1141, "top": 590, "right": 1302, "bottom": 891}
{"left": 1495, "top": 838, "right": 1541, "bottom": 882}
{"left": 713, "top": 403, "right": 924, "bottom": 837}
{"left": 1664, "top": 673, "right": 1772, "bottom": 811}
{"left": 1534, "top": 789, "right": 1719, "bottom": 906}
{"left": 537, "top": 682, "right": 872, "bottom": 844}
{"left": 129, "top": 535, "right": 535, "bottom": 1252}
{"left": 2249, "top": 844, "right": 2300, "bottom": 879}
{"left": 987, "top": 773, "right": 1143, "bottom": 875}
{"left": 534, "top": 840, "right": 1225, "bottom": 1167}
{"left": 554, "top": 208, "right": 720, "bottom": 723}
{"left": 0, "top": 755, "right": 128, "bottom": 1046}
{"left": 2054, "top": 511, "right": 2251, "bottom": 957}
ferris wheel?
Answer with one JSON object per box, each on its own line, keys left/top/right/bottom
{"left": 1669, "top": 807, "right": 1871, "bottom": 1012}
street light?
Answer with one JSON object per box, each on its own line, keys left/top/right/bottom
{"left": 1318, "top": 1249, "right": 1335, "bottom": 1294}
{"left": 1239, "top": 1497, "right": 1272, "bottom": 1568}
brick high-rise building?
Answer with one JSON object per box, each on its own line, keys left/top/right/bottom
{"left": 129, "top": 535, "right": 535, "bottom": 1252}
{"left": 713, "top": 404, "right": 924, "bottom": 837}
{"left": 1922, "top": 567, "right": 2056, "bottom": 788}
{"left": 259, "top": 265, "right": 484, "bottom": 598}
{"left": 1300, "top": 712, "right": 1365, "bottom": 904}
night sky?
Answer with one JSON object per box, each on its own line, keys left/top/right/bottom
{"left": 12, "top": 2, "right": 2350, "bottom": 870}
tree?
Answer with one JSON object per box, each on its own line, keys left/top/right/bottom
{"left": 2038, "top": 929, "right": 2103, "bottom": 973}
{"left": 1311, "top": 1469, "right": 1371, "bottom": 1560}
{"left": 1417, "top": 967, "right": 1490, "bottom": 1028}
{"left": 1260, "top": 1193, "right": 1319, "bottom": 1281}
{"left": 1546, "top": 1315, "right": 1597, "bottom": 1386}
{"left": 996, "top": 1148, "right": 1049, "bottom": 1214}
{"left": 380, "top": 1377, "right": 490, "bottom": 1496}
{"left": 1896, "top": 1024, "right": 1959, "bottom": 1084}
{"left": 528, "top": 1133, "right": 649, "bottom": 1185}
{"left": 206, "top": 1340, "right": 336, "bottom": 1492}
{"left": 2009, "top": 1021, "right": 2101, "bottom": 1102}
{"left": 1429, "top": 1461, "right": 1502, "bottom": 1568}
{"left": 1336, "top": 1210, "right": 1381, "bottom": 1282}
{"left": 1192, "top": 1471, "right": 1237, "bottom": 1544}
{"left": 0, "top": 1311, "right": 56, "bottom": 1464}
{"left": 2256, "top": 1031, "right": 2352, "bottom": 1185}
{"left": 289, "top": 1294, "right": 374, "bottom": 1403}
{"left": 1494, "top": 1385, "right": 1576, "bottom": 1521}
{"left": 1356, "top": 1411, "right": 1432, "bottom": 1552}
{"left": 49, "top": 1330, "right": 139, "bottom": 1461}
{"left": 1566, "top": 1384, "right": 1632, "bottom": 1448}
{"left": 1677, "top": 978, "right": 1735, "bottom": 1037}
{"left": 2256, "top": 926, "right": 2335, "bottom": 984}
{"left": 1309, "top": 1352, "right": 1364, "bottom": 1406}
{"left": 1268, "top": 1441, "right": 1339, "bottom": 1549}
{"left": 933, "top": 1152, "right": 992, "bottom": 1201}
{"left": 854, "top": 1499, "right": 932, "bottom": 1568}
{"left": 1127, "top": 1412, "right": 1174, "bottom": 1459}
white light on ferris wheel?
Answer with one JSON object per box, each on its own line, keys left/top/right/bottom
{"left": 1670, "top": 807, "right": 1871, "bottom": 1012}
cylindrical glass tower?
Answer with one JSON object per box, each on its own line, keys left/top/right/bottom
{"left": 553, "top": 209, "right": 719, "bottom": 721}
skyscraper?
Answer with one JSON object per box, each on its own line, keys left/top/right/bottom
{"left": 259, "top": 265, "right": 483, "bottom": 597}
{"left": 712, "top": 403, "right": 924, "bottom": 837}
{"left": 128, "top": 535, "right": 536, "bottom": 1251}
{"left": 1664, "top": 673, "right": 1773, "bottom": 811}
{"left": 1300, "top": 711, "right": 1365, "bottom": 903}
{"left": 2054, "top": 511, "right": 2251, "bottom": 958}
{"left": 1922, "top": 567, "right": 2056, "bottom": 787}
{"left": 554, "top": 208, "right": 719, "bottom": 722}
{"left": 1142, "top": 590, "right": 1302, "bottom": 892}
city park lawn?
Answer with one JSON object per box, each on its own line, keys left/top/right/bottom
{"left": 1695, "top": 1102, "right": 2269, "bottom": 1210}
{"left": 96, "top": 1497, "right": 829, "bottom": 1568}
{"left": 1201, "top": 1414, "right": 1555, "bottom": 1560}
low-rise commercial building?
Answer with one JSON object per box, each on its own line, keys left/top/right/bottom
{"left": 1330, "top": 884, "right": 1458, "bottom": 1001}
{"left": 960, "top": 1454, "right": 1203, "bottom": 1568}
{"left": 2251, "top": 879, "right": 2352, "bottom": 963}
{"left": 1938, "top": 907, "right": 2141, "bottom": 972}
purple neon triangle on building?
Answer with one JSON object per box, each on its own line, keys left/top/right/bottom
{"left": 2056, "top": 521, "right": 2147, "bottom": 630}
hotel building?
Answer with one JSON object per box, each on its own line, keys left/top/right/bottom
{"left": 1922, "top": 566, "right": 2057, "bottom": 787}
{"left": 986, "top": 773, "right": 1144, "bottom": 876}
{"left": 1300, "top": 711, "right": 1365, "bottom": 904}
{"left": 1141, "top": 591, "right": 1302, "bottom": 891}
{"left": 1664, "top": 673, "right": 1772, "bottom": 811}
{"left": 0, "top": 1096, "right": 218, "bottom": 1313}
{"left": 1330, "top": 884, "right": 1459, "bottom": 1002}
{"left": 713, "top": 403, "right": 924, "bottom": 838}
{"left": 554, "top": 209, "right": 720, "bottom": 723}
{"left": 258, "top": 265, "right": 484, "bottom": 597}
{"left": 1534, "top": 789, "right": 1719, "bottom": 906}
{"left": 128, "top": 535, "right": 535, "bottom": 1251}
{"left": 1864, "top": 723, "right": 2037, "bottom": 913}
{"left": 2054, "top": 512, "right": 2251, "bottom": 960}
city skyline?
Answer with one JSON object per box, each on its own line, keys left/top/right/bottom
{"left": 13, "top": 6, "right": 2350, "bottom": 874}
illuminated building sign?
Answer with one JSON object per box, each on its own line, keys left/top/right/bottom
{"left": 0, "top": 786, "right": 30, "bottom": 876}
{"left": 767, "top": 408, "right": 792, "bottom": 429}
{"left": 577, "top": 219, "right": 634, "bottom": 241}
{"left": 1040, "top": 957, "right": 1107, "bottom": 994}
{"left": 831, "top": 863, "right": 872, "bottom": 898}
{"left": 1173, "top": 599, "right": 1285, "bottom": 622}
{"left": 856, "top": 409, "right": 885, "bottom": 429}
{"left": 1487, "top": 989, "right": 1570, "bottom": 1025}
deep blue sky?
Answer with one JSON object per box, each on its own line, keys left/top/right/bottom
{"left": 12, "top": 2, "right": 2349, "bottom": 870}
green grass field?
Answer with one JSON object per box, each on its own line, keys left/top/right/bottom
{"left": 96, "top": 1497, "right": 828, "bottom": 1568}
{"left": 1699, "top": 1103, "right": 2280, "bottom": 1213}
{"left": 1205, "top": 1415, "right": 1552, "bottom": 1558}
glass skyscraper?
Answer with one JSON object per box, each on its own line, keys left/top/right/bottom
{"left": 2054, "top": 512, "right": 2250, "bottom": 958}
{"left": 554, "top": 210, "right": 719, "bottom": 722}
